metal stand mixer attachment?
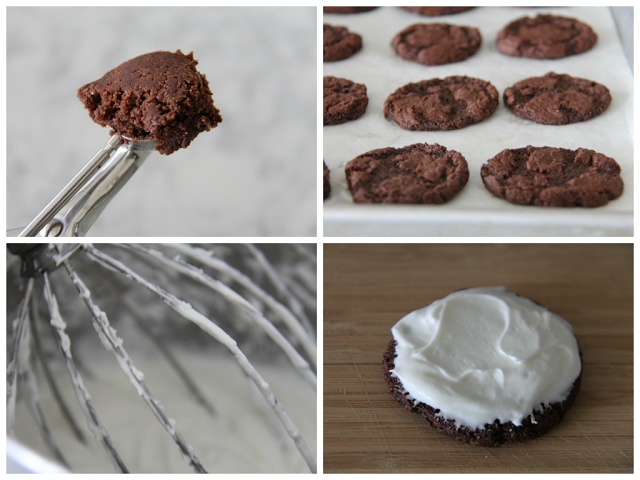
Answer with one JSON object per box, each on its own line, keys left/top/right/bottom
{"left": 9, "top": 134, "right": 157, "bottom": 237}
{"left": 6, "top": 244, "right": 317, "bottom": 473}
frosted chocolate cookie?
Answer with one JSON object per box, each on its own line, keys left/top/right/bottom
{"left": 344, "top": 143, "right": 468, "bottom": 204}
{"left": 401, "top": 7, "right": 475, "bottom": 16}
{"left": 78, "top": 50, "right": 222, "bottom": 155}
{"left": 383, "top": 287, "right": 582, "bottom": 447}
{"left": 384, "top": 76, "right": 498, "bottom": 131}
{"left": 323, "top": 76, "right": 368, "bottom": 125}
{"left": 391, "top": 23, "right": 481, "bottom": 66}
{"left": 504, "top": 72, "right": 611, "bottom": 125}
{"left": 481, "top": 146, "right": 623, "bottom": 207}
{"left": 497, "top": 14, "right": 597, "bottom": 59}
{"left": 324, "top": 24, "right": 363, "bottom": 62}
{"left": 323, "top": 7, "right": 377, "bottom": 14}
{"left": 323, "top": 161, "right": 331, "bottom": 200}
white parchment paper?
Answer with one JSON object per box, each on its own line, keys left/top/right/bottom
{"left": 323, "top": 7, "right": 633, "bottom": 237}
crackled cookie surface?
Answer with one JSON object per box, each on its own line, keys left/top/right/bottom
{"left": 323, "top": 24, "right": 363, "bottom": 62}
{"left": 497, "top": 14, "right": 597, "bottom": 59}
{"left": 504, "top": 72, "right": 611, "bottom": 125}
{"left": 323, "top": 76, "right": 368, "bottom": 125}
{"left": 481, "top": 146, "right": 623, "bottom": 207}
{"left": 323, "top": 161, "right": 331, "bottom": 200}
{"left": 384, "top": 76, "right": 498, "bottom": 131}
{"left": 345, "top": 143, "right": 468, "bottom": 204}
{"left": 400, "top": 7, "right": 475, "bottom": 17}
{"left": 391, "top": 23, "right": 481, "bottom": 66}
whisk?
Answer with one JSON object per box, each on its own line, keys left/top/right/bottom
{"left": 6, "top": 243, "right": 317, "bottom": 473}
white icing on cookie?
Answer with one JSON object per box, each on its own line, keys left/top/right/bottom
{"left": 391, "top": 287, "right": 581, "bottom": 429}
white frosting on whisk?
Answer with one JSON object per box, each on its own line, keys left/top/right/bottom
{"left": 43, "top": 273, "right": 126, "bottom": 471}
{"left": 125, "top": 244, "right": 317, "bottom": 389}
{"left": 166, "top": 243, "right": 317, "bottom": 366}
{"left": 84, "top": 245, "right": 317, "bottom": 473}
{"left": 13, "top": 351, "right": 316, "bottom": 473}
{"left": 9, "top": 243, "right": 317, "bottom": 473}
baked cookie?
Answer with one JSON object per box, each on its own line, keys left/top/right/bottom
{"left": 400, "top": 7, "right": 475, "bottom": 16}
{"left": 323, "top": 161, "right": 331, "bottom": 200}
{"left": 391, "top": 23, "right": 481, "bottom": 66}
{"left": 324, "top": 24, "right": 363, "bottom": 62}
{"left": 497, "top": 14, "right": 597, "bottom": 59}
{"left": 384, "top": 76, "right": 498, "bottom": 131}
{"left": 383, "top": 287, "right": 582, "bottom": 447}
{"left": 78, "top": 50, "right": 222, "bottom": 155}
{"left": 481, "top": 146, "right": 623, "bottom": 207}
{"left": 323, "top": 7, "right": 377, "bottom": 14}
{"left": 345, "top": 143, "right": 468, "bottom": 204}
{"left": 504, "top": 72, "right": 611, "bottom": 125}
{"left": 324, "top": 76, "right": 368, "bottom": 125}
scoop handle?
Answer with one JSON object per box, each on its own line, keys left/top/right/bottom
{"left": 15, "top": 136, "right": 156, "bottom": 237}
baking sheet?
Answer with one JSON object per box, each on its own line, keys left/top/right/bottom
{"left": 323, "top": 7, "right": 633, "bottom": 237}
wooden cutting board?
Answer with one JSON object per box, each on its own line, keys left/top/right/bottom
{"left": 323, "top": 244, "right": 632, "bottom": 473}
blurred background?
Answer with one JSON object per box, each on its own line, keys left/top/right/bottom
{"left": 6, "top": 7, "right": 317, "bottom": 237}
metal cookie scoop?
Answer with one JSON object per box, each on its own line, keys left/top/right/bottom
{"left": 10, "top": 135, "right": 157, "bottom": 237}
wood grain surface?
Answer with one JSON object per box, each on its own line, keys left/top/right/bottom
{"left": 323, "top": 244, "right": 632, "bottom": 473}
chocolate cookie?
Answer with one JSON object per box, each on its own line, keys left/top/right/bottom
{"left": 391, "top": 23, "right": 481, "bottom": 66}
{"left": 401, "top": 7, "right": 475, "bottom": 16}
{"left": 77, "top": 50, "right": 222, "bottom": 155}
{"left": 323, "top": 7, "right": 377, "bottom": 14}
{"left": 384, "top": 76, "right": 498, "bottom": 131}
{"left": 324, "top": 24, "right": 363, "bottom": 62}
{"left": 383, "top": 287, "right": 583, "bottom": 447}
{"left": 323, "top": 161, "right": 331, "bottom": 200}
{"left": 481, "top": 146, "right": 624, "bottom": 207}
{"left": 504, "top": 72, "right": 611, "bottom": 125}
{"left": 497, "top": 14, "right": 597, "bottom": 59}
{"left": 324, "top": 76, "right": 368, "bottom": 125}
{"left": 345, "top": 143, "right": 469, "bottom": 204}
{"left": 383, "top": 340, "right": 582, "bottom": 447}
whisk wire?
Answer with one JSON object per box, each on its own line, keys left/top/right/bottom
{"left": 7, "top": 277, "right": 34, "bottom": 437}
{"left": 84, "top": 273, "right": 217, "bottom": 417}
{"left": 123, "top": 244, "right": 317, "bottom": 390}
{"left": 61, "top": 261, "right": 207, "bottom": 473}
{"left": 43, "top": 272, "right": 129, "bottom": 473}
{"left": 22, "top": 354, "right": 71, "bottom": 470}
{"left": 28, "top": 296, "right": 87, "bottom": 444}
{"left": 167, "top": 244, "right": 317, "bottom": 369}
{"left": 84, "top": 244, "right": 317, "bottom": 473}
{"left": 8, "top": 243, "right": 317, "bottom": 473}
{"left": 245, "top": 244, "right": 315, "bottom": 338}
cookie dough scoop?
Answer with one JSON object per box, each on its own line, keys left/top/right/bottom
{"left": 12, "top": 50, "right": 222, "bottom": 237}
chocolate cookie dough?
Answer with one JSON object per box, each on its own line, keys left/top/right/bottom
{"left": 481, "top": 146, "right": 623, "bottom": 207}
{"left": 78, "top": 50, "right": 222, "bottom": 155}
{"left": 497, "top": 14, "right": 597, "bottom": 59}
{"left": 324, "top": 24, "right": 363, "bottom": 62}
{"left": 504, "top": 72, "right": 611, "bottom": 125}
{"left": 345, "top": 143, "right": 469, "bottom": 204}
{"left": 384, "top": 76, "right": 498, "bottom": 131}
{"left": 400, "top": 7, "right": 475, "bottom": 16}
{"left": 383, "top": 340, "right": 582, "bottom": 447}
{"left": 391, "top": 23, "right": 481, "bottom": 66}
{"left": 323, "top": 7, "right": 377, "bottom": 14}
{"left": 324, "top": 76, "right": 368, "bottom": 125}
{"left": 323, "top": 161, "right": 331, "bottom": 200}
